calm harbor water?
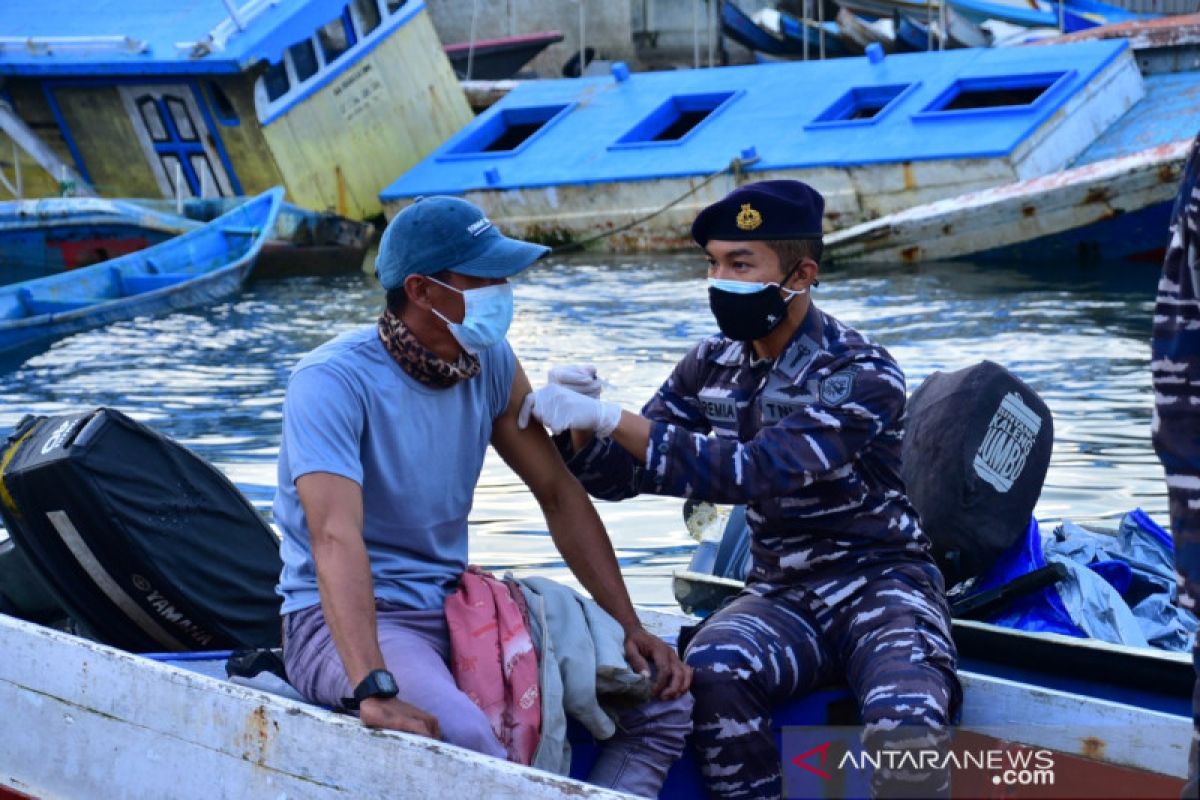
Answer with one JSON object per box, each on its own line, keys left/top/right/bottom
{"left": 0, "top": 253, "right": 1168, "bottom": 609}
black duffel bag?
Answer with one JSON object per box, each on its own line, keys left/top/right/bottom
{"left": 0, "top": 408, "right": 282, "bottom": 652}
{"left": 901, "top": 361, "right": 1054, "bottom": 586}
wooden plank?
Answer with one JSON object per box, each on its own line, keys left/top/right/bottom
{"left": 958, "top": 672, "right": 1191, "bottom": 778}
{"left": 0, "top": 612, "right": 633, "bottom": 800}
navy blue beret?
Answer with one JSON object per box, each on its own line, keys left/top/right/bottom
{"left": 691, "top": 180, "right": 825, "bottom": 246}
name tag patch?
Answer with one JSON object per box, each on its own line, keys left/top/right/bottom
{"left": 698, "top": 392, "right": 738, "bottom": 427}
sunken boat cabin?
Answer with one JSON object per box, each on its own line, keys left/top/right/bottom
{"left": 0, "top": 0, "right": 472, "bottom": 219}
{"left": 382, "top": 39, "right": 1145, "bottom": 250}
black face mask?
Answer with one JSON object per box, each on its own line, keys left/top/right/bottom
{"left": 708, "top": 268, "right": 803, "bottom": 342}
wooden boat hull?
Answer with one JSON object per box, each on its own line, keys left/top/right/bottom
{"left": 721, "top": 1, "right": 803, "bottom": 56}
{"left": 444, "top": 32, "right": 565, "bottom": 80}
{"left": 0, "top": 188, "right": 282, "bottom": 359}
{"left": 823, "top": 138, "right": 1189, "bottom": 264}
{"left": 132, "top": 197, "right": 377, "bottom": 278}
{"left": 0, "top": 198, "right": 198, "bottom": 279}
{"left": 1027, "top": 13, "right": 1200, "bottom": 75}
{"left": 0, "top": 606, "right": 1189, "bottom": 798}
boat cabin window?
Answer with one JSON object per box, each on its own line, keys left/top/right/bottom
{"left": 137, "top": 98, "right": 169, "bottom": 142}
{"left": 612, "top": 92, "right": 738, "bottom": 147}
{"left": 263, "top": 61, "right": 290, "bottom": 102}
{"left": 352, "top": 0, "right": 382, "bottom": 36}
{"left": 254, "top": 0, "right": 414, "bottom": 124}
{"left": 917, "top": 71, "right": 1071, "bottom": 117}
{"left": 290, "top": 40, "right": 320, "bottom": 82}
{"left": 806, "top": 83, "right": 914, "bottom": 128}
{"left": 442, "top": 104, "right": 573, "bottom": 157}
{"left": 318, "top": 10, "right": 356, "bottom": 64}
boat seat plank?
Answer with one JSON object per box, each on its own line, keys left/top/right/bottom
{"left": 221, "top": 226, "right": 261, "bottom": 238}
{"left": 119, "top": 272, "right": 191, "bottom": 295}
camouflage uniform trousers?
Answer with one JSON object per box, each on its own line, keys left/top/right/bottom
{"left": 1152, "top": 132, "right": 1200, "bottom": 797}
{"left": 683, "top": 562, "right": 961, "bottom": 799}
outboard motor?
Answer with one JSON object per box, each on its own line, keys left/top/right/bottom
{"left": 0, "top": 408, "right": 282, "bottom": 652}
{"left": 901, "top": 361, "right": 1054, "bottom": 586}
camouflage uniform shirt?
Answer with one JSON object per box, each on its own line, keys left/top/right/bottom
{"left": 558, "top": 303, "right": 936, "bottom": 587}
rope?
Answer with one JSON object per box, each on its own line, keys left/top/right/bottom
{"left": 550, "top": 152, "right": 761, "bottom": 254}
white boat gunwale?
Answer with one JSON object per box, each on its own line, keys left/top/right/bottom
{"left": 6, "top": 597, "right": 1190, "bottom": 799}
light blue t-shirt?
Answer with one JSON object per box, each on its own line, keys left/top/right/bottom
{"left": 274, "top": 326, "right": 515, "bottom": 614}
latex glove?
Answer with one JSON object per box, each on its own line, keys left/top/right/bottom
{"left": 518, "top": 383, "right": 622, "bottom": 437}
{"left": 548, "top": 364, "right": 604, "bottom": 399}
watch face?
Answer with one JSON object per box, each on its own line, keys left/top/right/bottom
{"left": 375, "top": 670, "right": 398, "bottom": 695}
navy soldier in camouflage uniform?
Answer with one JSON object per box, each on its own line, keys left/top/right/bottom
{"left": 1153, "top": 134, "right": 1200, "bottom": 797}
{"left": 519, "top": 180, "right": 961, "bottom": 798}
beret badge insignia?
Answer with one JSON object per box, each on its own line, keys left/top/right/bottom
{"left": 736, "top": 203, "right": 763, "bottom": 231}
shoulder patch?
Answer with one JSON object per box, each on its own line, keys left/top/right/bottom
{"left": 819, "top": 368, "right": 858, "bottom": 406}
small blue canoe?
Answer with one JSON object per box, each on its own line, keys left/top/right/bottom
{"left": 0, "top": 187, "right": 282, "bottom": 358}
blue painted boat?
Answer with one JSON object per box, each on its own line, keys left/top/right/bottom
{"left": 0, "top": 195, "right": 373, "bottom": 285}
{"left": 725, "top": 4, "right": 850, "bottom": 59}
{"left": 0, "top": 198, "right": 198, "bottom": 282}
{"left": 0, "top": 187, "right": 282, "bottom": 358}
{"left": 895, "top": 14, "right": 935, "bottom": 50}
{"left": 134, "top": 196, "right": 377, "bottom": 278}
{"left": 721, "top": 0, "right": 805, "bottom": 56}
{"left": 947, "top": 0, "right": 1146, "bottom": 32}
{"left": 774, "top": 11, "right": 851, "bottom": 58}
{"left": 381, "top": 39, "right": 1145, "bottom": 251}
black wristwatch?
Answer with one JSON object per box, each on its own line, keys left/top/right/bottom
{"left": 341, "top": 669, "right": 399, "bottom": 710}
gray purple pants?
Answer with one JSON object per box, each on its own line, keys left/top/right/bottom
{"left": 683, "top": 562, "right": 962, "bottom": 799}
{"left": 283, "top": 601, "right": 693, "bottom": 798}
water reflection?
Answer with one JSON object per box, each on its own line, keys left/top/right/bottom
{"left": 0, "top": 254, "right": 1168, "bottom": 609}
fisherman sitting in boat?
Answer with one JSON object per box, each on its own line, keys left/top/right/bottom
{"left": 520, "top": 180, "right": 963, "bottom": 798}
{"left": 272, "top": 196, "right": 692, "bottom": 797}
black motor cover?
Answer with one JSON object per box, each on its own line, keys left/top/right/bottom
{"left": 0, "top": 408, "right": 281, "bottom": 651}
{"left": 901, "top": 361, "right": 1054, "bottom": 585}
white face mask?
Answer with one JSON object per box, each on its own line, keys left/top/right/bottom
{"left": 707, "top": 277, "right": 808, "bottom": 298}
{"left": 426, "top": 276, "right": 514, "bottom": 355}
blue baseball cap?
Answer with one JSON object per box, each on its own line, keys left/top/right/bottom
{"left": 375, "top": 196, "right": 549, "bottom": 289}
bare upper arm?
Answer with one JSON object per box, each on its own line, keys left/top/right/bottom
{"left": 295, "top": 472, "right": 364, "bottom": 544}
{"left": 491, "top": 358, "right": 578, "bottom": 504}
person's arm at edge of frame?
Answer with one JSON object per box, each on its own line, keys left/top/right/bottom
{"left": 296, "top": 471, "right": 443, "bottom": 738}
{"left": 492, "top": 359, "right": 692, "bottom": 700}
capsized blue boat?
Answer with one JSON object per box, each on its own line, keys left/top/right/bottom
{"left": 381, "top": 39, "right": 1143, "bottom": 251}
{"left": 0, "top": 187, "right": 283, "bottom": 359}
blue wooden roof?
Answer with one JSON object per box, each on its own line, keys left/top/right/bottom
{"left": 0, "top": 0, "right": 423, "bottom": 76}
{"left": 381, "top": 39, "right": 1130, "bottom": 200}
